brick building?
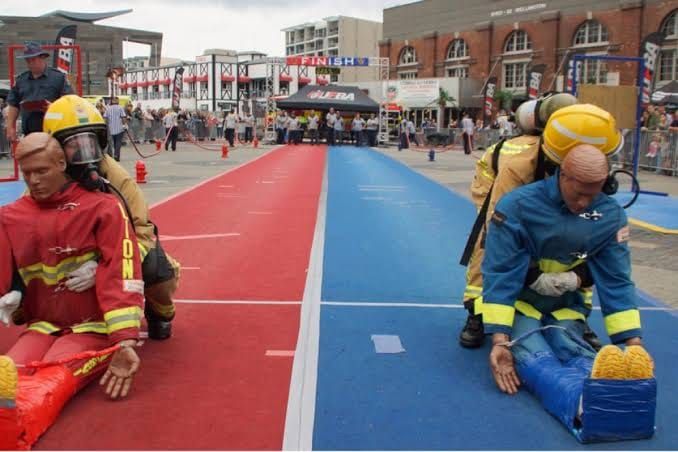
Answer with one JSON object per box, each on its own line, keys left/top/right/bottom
{"left": 379, "top": 0, "right": 678, "bottom": 97}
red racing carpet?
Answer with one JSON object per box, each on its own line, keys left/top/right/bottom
{"left": 0, "top": 144, "right": 327, "bottom": 450}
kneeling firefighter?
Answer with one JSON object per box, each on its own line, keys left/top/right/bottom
{"left": 42, "top": 95, "right": 179, "bottom": 339}
{"left": 459, "top": 97, "right": 625, "bottom": 349}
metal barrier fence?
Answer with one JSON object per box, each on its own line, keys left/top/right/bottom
{"left": 610, "top": 129, "right": 678, "bottom": 177}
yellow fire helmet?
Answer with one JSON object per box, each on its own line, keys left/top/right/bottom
{"left": 43, "top": 95, "right": 108, "bottom": 150}
{"left": 542, "top": 103, "right": 623, "bottom": 164}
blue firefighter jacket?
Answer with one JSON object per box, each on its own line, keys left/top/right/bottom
{"left": 481, "top": 171, "right": 641, "bottom": 344}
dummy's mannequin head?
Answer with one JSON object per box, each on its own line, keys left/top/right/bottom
{"left": 559, "top": 144, "right": 609, "bottom": 214}
{"left": 16, "top": 132, "right": 68, "bottom": 201}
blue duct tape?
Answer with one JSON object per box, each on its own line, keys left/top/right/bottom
{"left": 575, "top": 378, "right": 657, "bottom": 443}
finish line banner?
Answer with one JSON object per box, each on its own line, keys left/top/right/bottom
{"left": 286, "top": 56, "right": 369, "bottom": 67}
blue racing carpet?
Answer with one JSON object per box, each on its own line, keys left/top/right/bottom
{"left": 614, "top": 191, "right": 678, "bottom": 233}
{"left": 315, "top": 146, "right": 678, "bottom": 450}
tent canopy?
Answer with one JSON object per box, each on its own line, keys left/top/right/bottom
{"left": 651, "top": 80, "right": 678, "bottom": 105}
{"left": 276, "top": 84, "right": 379, "bottom": 113}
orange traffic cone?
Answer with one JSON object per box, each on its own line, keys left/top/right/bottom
{"left": 221, "top": 144, "right": 229, "bottom": 159}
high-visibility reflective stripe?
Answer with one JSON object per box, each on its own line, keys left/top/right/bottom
{"left": 105, "top": 306, "right": 142, "bottom": 333}
{"left": 27, "top": 321, "right": 60, "bottom": 335}
{"left": 147, "top": 300, "right": 175, "bottom": 318}
{"left": 551, "top": 119, "right": 607, "bottom": 145}
{"left": 482, "top": 302, "right": 515, "bottom": 327}
{"left": 604, "top": 309, "right": 641, "bottom": 336}
{"left": 551, "top": 308, "right": 586, "bottom": 321}
{"left": 538, "top": 258, "right": 584, "bottom": 274}
{"left": 515, "top": 301, "right": 542, "bottom": 320}
{"left": 19, "top": 251, "right": 99, "bottom": 286}
{"left": 138, "top": 242, "right": 149, "bottom": 260}
{"left": 72, "top": 322, "right": 108, "bottom": 334}
{"left": 463, "top": 285, "right": 482, "bottom": 299}
{"left": 580, "top": 289, "right": 593, "bottom": 307}
{"left": 474, "top": 296, "right": 484, "bottom": 314}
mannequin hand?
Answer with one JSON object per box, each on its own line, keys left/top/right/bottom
{"left": 529, "top": 271, "right": 579, "bottom": 297}
{"left": 0, "top": 291, "right": 22, "bottom": 326}
{"left": 65, "top": 260, "right": 98, "bottom": 292}
{"left": 100, "top": 340, "right": 140, "bottom": 399}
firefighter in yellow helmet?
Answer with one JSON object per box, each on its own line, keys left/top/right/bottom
{"left": 459, "top": 99, "right": 624, "bottom": 349}
{"left": 41, "top": 95, "right": 180, "bottom": 339}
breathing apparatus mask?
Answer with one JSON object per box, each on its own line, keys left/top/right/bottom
{"left": 62, "top": 132, "right": 105, "bottom": 191}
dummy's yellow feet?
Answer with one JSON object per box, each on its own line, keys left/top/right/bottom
{"left": 0, "top": 355, "right": 18, "bottom": 408}
{"left": 624, "top": 345, "right": 654, "bottom": 379}
{"left": 591, "top": 345, "right": 626, "bottom": 379}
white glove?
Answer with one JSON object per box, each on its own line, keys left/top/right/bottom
{"left": 0, "top": 291, "right": 22, "bottom": 327}
{"left": 529, "top": 271, "right": 580, "bottom": 297}
{"left": 65, "top": 260, "right": 98, "bottom": 293}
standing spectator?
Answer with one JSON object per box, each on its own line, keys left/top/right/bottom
{"left": 5, "top": 42, "right": 73, "bottom": 142}
{"left": 216, "top": 111, "right": 224, "bottom": 139}
{"left": 207, "top": 113, "right": 218, "bottom": 141}
{"left": 131, "top": 103, "right": 143, "bottom": 144}
{"left": 244, "top": 112, "right": 255, "bottom": 143}
{"left": 288, "top": 113, "right": 300, "bottom": 145}
{"left": 398, "top": 116, "right": 409, "bottom": 151}
{"left": 351, "top": 113, "right": 366, "bottom": 146}
{"left": 497, "top": 110, "right": 513, "bottom": 138}
{"left": 407, "top": 117, "right": 417, "bottom": 146}
{"left": 275, "top": 110, "right": 288, "bottom": 144}
{"left": 333, "top": 112, "right": 344, "bottom": 145}
{"left": 326, "top": 108, "right": 338, "bottom": 145}
{"left": 308, "top": 111, "right": 320, "bottom": 144}
{"left": 461, "top": 112, "right": 474, "bottom": 155}
{"left": 104, "top": 97, "right": 127, "bottom": 161}
{"left": 163, "top": 108, "right": 178, "bottom": 151}
{"left": 143, "top": 107, "right": 155, "bottom": 143}
{"left": 366, "top": 113, "right": 379, "bottom": 147}
{"left": 224, "top": 110, "right": 237, "bottom": 147}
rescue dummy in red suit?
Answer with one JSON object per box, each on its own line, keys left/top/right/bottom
{"left": 0, "top": 133, "right": 143, "bottom": 450}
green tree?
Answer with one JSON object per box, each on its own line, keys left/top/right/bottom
{"left": 493, "top": 89, "right": 513, "bottom": 112}
{"left": 435, "top": 87, "right": 456, "bottom": 130}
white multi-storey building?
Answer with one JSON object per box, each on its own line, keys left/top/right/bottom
{"left": 282, "top": 16, "right": 382, "bottom": 83}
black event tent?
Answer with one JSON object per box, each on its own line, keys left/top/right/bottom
{"left": 276, "top": 84, "right": 379, "bottom": 113}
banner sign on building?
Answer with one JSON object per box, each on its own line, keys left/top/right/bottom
{"left": 640, "top": 32, "right": 664, "bottom": 108}
{"left": 315, "top": 67, "right": 341, "bottom": 75}
{"left": 171, "top": 67, "right": 184, "bottom": 111}
{"left": 286, "top": 56, "right": 369, "bottom": 67}
{"left": 383, "top": 79, "right": 439, "bottom": 107}
{"left": 565, "top": 52, "right": 583, "bottom": 94}
{"left": 53, "top": 25, "right": 77, "bottom": 75}
{"left": 527, "top": 64, "right": 546, "bottom": 100}
{"left": 483, "top": 76, "right": 497, "bottom": 125}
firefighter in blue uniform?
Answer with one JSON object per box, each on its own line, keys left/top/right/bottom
{"left": 481, "top": 142, "right": 655, "bottom": 442}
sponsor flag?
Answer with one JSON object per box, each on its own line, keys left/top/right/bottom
{"left": 483, "top": 76, "right": 497, "bottom": 126}
{"left": 640, "top": 32, "right": 664, "bottom": 108}
{"left": 565, "top": 52, "right": 583, "bottom": 94}
{"left": 171, "top": 67, "right": 184, "bottom": 111}
{"left": 53, "top": 25, "right": 77, "bottom": 75}
{"left": 527, "top": 64, "right": 546, "bottom": 99}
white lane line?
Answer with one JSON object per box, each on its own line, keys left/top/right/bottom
{"left": 160, "top": 233, "right": 240, "bottom": 241}
{"left": 219, "top": 185, "right": 235, "bottom": 188}
{"left": 248, "top": 211, "right": 273, "bottom": 215}
{"left": 283, "top": 158, "right": 327, "bottom": 451}
{"left": 266, "top": 350, "right": 296, "bottom": 357}
{"left": 174, "top": 299, "right": 301, "bottom": 305}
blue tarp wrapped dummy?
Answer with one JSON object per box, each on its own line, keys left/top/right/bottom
{"left": 516, "top": 345, "right": 656, "bottom": 443}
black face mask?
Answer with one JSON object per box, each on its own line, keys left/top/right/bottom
{"left": 66, "top": 162, "right": 105, "bottom": 192}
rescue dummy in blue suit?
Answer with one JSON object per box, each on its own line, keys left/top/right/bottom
{"left": 481, "top": 145, "right": 656, "bottom": 443}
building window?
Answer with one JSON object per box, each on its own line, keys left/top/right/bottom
{"left": 661, "top": 10, "right": 678, "bottom": 39}
{"left": 659, "top": 49, "right": 677, "bottom": 82}
{"left": 581, "top": 57, "right": 608, "bottom": 85}
{"left": 399, "top": 71, "right": 417, "bottom": 79}
{"left": 504, "top": 30, "right": 532, "bottom": 53}
{"left": 573, "top": 20, "right": 609, "bottom": 46}
{"left": 503, "top": 62, "right": 528, "bottom": 89}
{"left": 446, "top": 39, "right": 468, "bottom": 60}
{"left": 446, "top": 66, "right": 468, "bottom": 78}
{"left": 399, "top": 46, "right": 417, "bottom": 65}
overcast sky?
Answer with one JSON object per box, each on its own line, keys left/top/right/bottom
{"left": 4, "top": 0, "right": 409, "bottom": 60}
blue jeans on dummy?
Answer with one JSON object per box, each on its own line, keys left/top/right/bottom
{"left": 512, "top": 313, "right": 597, "bottom": 430}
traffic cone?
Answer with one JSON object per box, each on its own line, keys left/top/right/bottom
{"left": 253, "top": 135, "right": 259, "bottom": 148}
{"left": 221, "top": 144, "right": 229, "bottom": 159}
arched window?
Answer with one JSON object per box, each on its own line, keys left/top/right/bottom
{"left": 446, "top": 39, "right": 468, "bottom": 60}
{"left": 573, "top": 20, "right": 609, "bottom": 46}
{"left": 399, "top": 46, "right": 417, "bottom": 65}
{"left": 504, "top": 30, "right": 532, "bottom": 53}
{"left": 661, "top": 9, "right": 678, "bottom": 39}
{"left": 658, "top": 10, "right": 678, "bottom": 85}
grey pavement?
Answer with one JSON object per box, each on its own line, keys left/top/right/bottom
{"left": 375, "top": 145, "right": 678, "bottom": 309}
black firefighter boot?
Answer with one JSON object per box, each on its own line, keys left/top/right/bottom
{"left": 459, "top": 299, "right": 485, "bottom": 348}
{"left": 582, "top": 322, "right": 603, "bottom": 351}
{"left": 145, "top": 305, "right": 172, "bottom": 340}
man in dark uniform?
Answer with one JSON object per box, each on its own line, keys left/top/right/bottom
{"left": 5, "top": 42, "right": 73, "bottom": 142}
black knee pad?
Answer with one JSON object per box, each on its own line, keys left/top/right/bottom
{"left": 142, "top": 244, "right": 175, "bottom": 286}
